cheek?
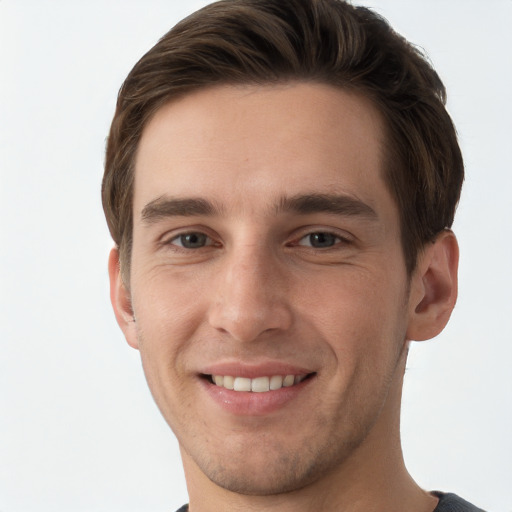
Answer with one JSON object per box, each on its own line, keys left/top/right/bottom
{"left": 131, "top": 273, "right": 205, "bottom": 430}
{"left": 131, "top": 267, "right": 208, "bottom": 372}
{"left": 133, "top": 261, "right": 207, "bottom": 320}
{"left": 297, "top": 268, "right": 408, "bottom": 357}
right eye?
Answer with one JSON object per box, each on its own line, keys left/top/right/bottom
{"left": 169, "top": 232, "right": 213, "bottom": 249}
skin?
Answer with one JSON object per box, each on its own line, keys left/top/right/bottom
{"left": 109, "top": 83, "right": 459, "bottom": 512}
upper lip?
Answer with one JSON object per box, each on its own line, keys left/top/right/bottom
{"left": 199, "top": 361, "right": 316, "bottom": 379}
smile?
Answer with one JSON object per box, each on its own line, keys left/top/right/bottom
{"left": 209, "top": 374, "right": 309, "bottom": 392}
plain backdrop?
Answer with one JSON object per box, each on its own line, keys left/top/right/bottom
{"left": 1, "top": 1, "right": 511, "bottom": 511}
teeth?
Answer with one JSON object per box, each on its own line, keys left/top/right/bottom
{"left": 223, "top": 375, "right": 234, "bottom": 390}
{"left": 269, "top": 375, "right": 283, "bottom": 390}
{"left": 251, "top": 376, "right": 269, "bottom": 393}
{"left": 283, "top": 375, "right": 295, "bottom": 387}
{"left": 234, "top": 377, "right": 251, "bottom": 392}
{"left": 211, "top": 374, "right": 307, "bottom": 392}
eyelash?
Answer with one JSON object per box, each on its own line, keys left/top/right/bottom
{"left": 161, "top": 228, "right": 352, "bottom": 251}
{"left": 164, "top": 231, "right": 218, "bottom": 250}
{"left": 294, "top": 231, "right": 352, "bottom": 249}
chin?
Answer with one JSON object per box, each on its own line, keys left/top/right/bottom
{"left": 184, "top": 431, "right": 360, "bottom": 496}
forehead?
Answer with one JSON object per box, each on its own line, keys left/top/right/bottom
{"left": 133, "top": 83, "right": 391, "bottom": 218}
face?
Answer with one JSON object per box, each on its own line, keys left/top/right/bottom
{"left": 116, "top": 83, "right": 419, "bottom": 495}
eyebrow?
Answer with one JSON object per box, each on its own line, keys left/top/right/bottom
{"left": 140, "top": 193, "right": 378, "bottom": 224}
{"left": 141, "top": 196, "right": 221, "bottom": 223}
{"left": 276, "top": 193, "right": 378, "bottom": 219}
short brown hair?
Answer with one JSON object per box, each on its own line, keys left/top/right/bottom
{"left": 102, "top": 0, "right": 463, "bottom": 279}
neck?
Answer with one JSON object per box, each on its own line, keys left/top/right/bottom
{"left": 182, "top": 351, "right": 438, "bottom": 512}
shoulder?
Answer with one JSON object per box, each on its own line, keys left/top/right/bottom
{"left": 433, "top": 491, "right": 487, "bottom": 512}
{"left": 174, "top": 495, "right": 486, "bottom": 512}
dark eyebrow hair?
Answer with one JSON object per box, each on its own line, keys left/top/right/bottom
{"left": 140, "top": 193, "right": 377, "bottom": 224}
{"left": 141, "top": 196, "right": 220, "bottom": 223}
{"left": 276, "top": 193, "right": 378, "bottom": 219}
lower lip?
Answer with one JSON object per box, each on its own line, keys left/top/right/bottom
{"left": 200, "top": 377, "right": 313, "bottom": 416}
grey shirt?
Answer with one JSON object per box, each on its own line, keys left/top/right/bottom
{"left": 175, "top": 491, "right": 487, "bottom": 511}
{"left": 432, "top": 492, "right": 486, "bottom": 512}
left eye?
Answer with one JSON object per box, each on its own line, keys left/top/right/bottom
{"left": 170, "top": 232, "right": 213, "bottom": 249}
{"left": 297, "top": 232, "right": 342, "bottom": 248}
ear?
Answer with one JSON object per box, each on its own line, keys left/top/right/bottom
{"left": 406, "top": 230, "right": 459, "bottom": 342}
{"left": 108, "top": 247, "right": 139, "bottom": 349}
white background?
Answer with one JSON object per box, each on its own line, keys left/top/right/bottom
{"left": 1, "top": 1, "right": 511, "bottom": 511}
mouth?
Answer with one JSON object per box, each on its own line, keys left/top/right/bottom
{"left": 202, "top": 373, "right": 316, "bottom": 392}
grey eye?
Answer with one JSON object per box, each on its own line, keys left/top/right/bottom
{"left": 176, "top": 232, "right": 209, "bottom": 248}
{"left": 301, "top": 232, "right": 338, "bottom": 248}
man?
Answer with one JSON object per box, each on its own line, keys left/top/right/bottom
{"left": 102, "top": 0, "right": 485, "bottom": 510}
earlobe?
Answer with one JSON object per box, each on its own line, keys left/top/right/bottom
{"left": 108, "top": 247, "right": 139, "bottom": 349}
{"left": 406, "top": 230, "right": 459, "bottom": 342}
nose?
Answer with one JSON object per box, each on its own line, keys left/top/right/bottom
{"left": 207, "top": 243, "right": 293, "bottom": 343}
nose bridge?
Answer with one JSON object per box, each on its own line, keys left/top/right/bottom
{"left": 208, "top": 240, "right": 291, "bottom": 342}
